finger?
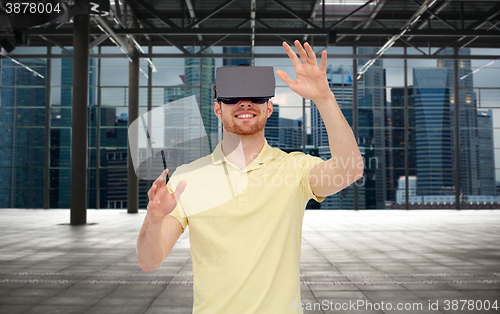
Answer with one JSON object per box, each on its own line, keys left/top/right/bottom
{"left": 282, "top": 41, "right": 301, "bottom": 68}
{"left": 154, "top": 184, "right": 169, "bottom": 202}
{"left": 148, "top": 184, "right": 157, "bottom": 200}
{"left": 276, "top": 70, "right": 295, "bottom": 88}
{"left": 147, "top": 200, "right": 160, "bottom": 210}
{"left": 304, "top": 42, "right": 317, "bottom": 66}
{"left": 155, "top": 169, "right": 169, "bottom": 186}
{"left": 162, "top": 168, "right": 169, "bottom": 180}
{"left": 319, "top": 50, "right": 327, "bottom": 72}
{"left": 172, "top": 180, "right": 187, "bottom": 203}
{"left": 294, "top": 40, "right": 309, "bottom": 64}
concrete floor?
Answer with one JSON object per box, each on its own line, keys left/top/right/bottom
{"left": 0, "top": 208, "right": 499, "bottom": 314}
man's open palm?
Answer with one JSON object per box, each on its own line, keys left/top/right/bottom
{"left": 276, "top": 40, "right": 332, "bottom": 103}
{"left": 147, "top": 169, "right": 187, "bottom": 221}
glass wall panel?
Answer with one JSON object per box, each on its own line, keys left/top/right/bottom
{"left": 0, "top": 58, "right": 46, "bottom": 208}
{"left": 48, "top": 49, "right": 97, "bottom": 208}
{"left": 2, "top": 45, "right": 500, "bottom": 210}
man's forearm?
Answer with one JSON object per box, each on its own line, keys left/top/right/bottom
{"left": 315, "top": 93, "right": 363, "bottom": 177}
{"left": 136, "top": 216, "right": 166, "bottom": 273}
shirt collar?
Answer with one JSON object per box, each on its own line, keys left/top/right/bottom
{"left": 211, "top": 138, "right": 276, "bottom": 169}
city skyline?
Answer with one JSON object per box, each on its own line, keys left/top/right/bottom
{"left": 1, "top": 46, "right": 499, "bottom": 209}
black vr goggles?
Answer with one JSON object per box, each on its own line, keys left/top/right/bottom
{"left": 214, "top": 66, "right": 275, "bottom": 102}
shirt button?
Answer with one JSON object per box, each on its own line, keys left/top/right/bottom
{"left": 239, "top": 190, "right": 244, "bottom": 195}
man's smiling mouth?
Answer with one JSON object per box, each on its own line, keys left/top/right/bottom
{"left": 235, "top": 114, "right": 256, "bottom": 119}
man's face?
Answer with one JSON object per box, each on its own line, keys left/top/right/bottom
{"left": 214, "top": 99, "right": 273, "bottom": 136}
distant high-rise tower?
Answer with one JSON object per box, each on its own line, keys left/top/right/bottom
{"left": 358, "top": 47, "right": 387, "bottom": 209}
{"left": 311, "top": 66, "right": 365, "bottom": 209}
{"left": 278, "top": 117, "right": 302, "bottom": 150}
{"left": 437, "top": 48, "right": 480, "bottom": 195}
{"left": 51, "top": 51, "right": 96, "bottom": 208}
{"left": 0, "top": 59, "right": 46, "bottom": 208}
{"left": 265, "top": 103, "right": 280, "bottom": 147}
{"left": 413, "top": 68, "right": 454, "bottom": 195}
{"left": 164, "top": 47, "right": 216, "bottom": 164}
{"left": 184, "top": 47, "right": 216, "bottom": 149}
{"left": 476, "top": 110, "right": 496, "bottom": 195}
{"left": 390, "top": 87, "right": 417, "bottom": 202}
{"left": 223, "top": 47, "right": 251, "bottom": 66}
{"left": 312, "top": 66, "right": 354, "bottom": 147}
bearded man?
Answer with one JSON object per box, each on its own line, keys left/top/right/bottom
{"left": 137, "top": 41, "right": 364, "bottom": 314}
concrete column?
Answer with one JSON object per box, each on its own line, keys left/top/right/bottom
{"left": 70, "top": 13, "right": 90, "bottom": 225}
{"left": 128, "top": 44, "right": 139, "bottom": 214}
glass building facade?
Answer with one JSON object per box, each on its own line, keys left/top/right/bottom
{"left": 0, "top": 59, "right": 46, "bottom": 208}
{"left": 0, "top": 45, "right": 499, "bottom": 210}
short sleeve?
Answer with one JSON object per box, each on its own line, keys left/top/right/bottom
{"left": 300, "top": 155, "right": 326, "bottom": 203}
{"left": 166, "top": 179, "right": 189, "bottom": 233}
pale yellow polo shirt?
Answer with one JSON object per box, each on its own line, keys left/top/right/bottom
{"left": 166, "top": 139, "right": 325, "bottom": 314}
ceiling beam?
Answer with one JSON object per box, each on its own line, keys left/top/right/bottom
{"left": 4, "top": 53, "right": 499, "bottom": 60}
{"left": 460, "top": 19, "right": 500, "bottom": 49}
{"left": 357, "top": 0, "right": 438, "bottom": 78}
{"left": 372, "top": 20, "right": 427, "bottom": 55}
{"left": 184, "top": 0, "right": 202, "bottom": 41}
{"left": 433, "top": 3, "right": 500, "bottom": 55}
{"left": 255, "top": 19, "right": 291, "bottom": 45}
{"left": 38, "top": 35, "right": 72, "bottom": 54}
{"left": 25, "top": 28, "right": 500, "bottom": 37}
{"left": 140, "top": 20, "right": 191, "bottom": 55}
{"left": 89, "top": 34, "right": 110, "bottom": 50}
{"left": 127, "top": 10, "right": 500, "bottom": 22}
{"left": 329, "top": 0, "right": 375, "bottom": 30}
{"left": 114, "top": 0, "right": 123, "bottom": 26}
{"left": 406, "top": 0, "right": 453, "bottom": 41}
{"left": 196, "top": 19, "right": 250, "bottom": 54}
{"left": 303, "top": 0, "right": 322, "bottom": 42}
{"left": 130, "top": 0, "right": 179, "bottom": 29}
{"left": 411, "top": 0, "right": 456, "bottom": 30}
{"left": 186, "top": 0, "right": 236, "bottom": 29}
{"left": 354, "top": 0, "right": 387, "bottom": 42}
{"left": 271, "top": 0, "right": 319, "bottom": 30}
{"left": 94, "top": 15, "right": 136, "bottom": 57}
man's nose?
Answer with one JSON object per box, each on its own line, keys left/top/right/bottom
{"left": 239, "top": 99, "right": 253, "bottom": 106}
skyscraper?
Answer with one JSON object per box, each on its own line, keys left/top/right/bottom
{"left": 185, "top": 47, "right": 216, "bottom": 149}
{"left": 164, "top": 47, "right": 216, "bottom": 165}
{"left": 51, "top": 51, "right": 96, "bottom": 208}
{"left": 437, "top": 48, "right": 480, "bottom": 195}
{"left": 390, "top": 87, "right": 416, "bottom": 203}
{"left": 312, "top": 66, "right": 354, "bottom": 147}
{"left": 476, "top": 110, "right": 496, "bottom": 195}
{"left": 413, "top": 68, "right": 454, "bottom": 195}
{"left": 358, "top": 47, "right": 387, "bottom": 209}
{"left": 311, "top": 66, "right": 365, "bottom": 209}
{"left": 223, "top": 47, "right": 251, "bottom": 66}
{"left": 265, "top": 103, "right": 280, "bottom": 147}
{"left": 0, "top": 59, "right": 46, "bottom": 208}
{"left": 278, "top": 117, "right": 302, "bottom": 150}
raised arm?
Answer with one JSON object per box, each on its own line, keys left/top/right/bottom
{"left": 277, "top": 40, "right": 364, "bottom": 197}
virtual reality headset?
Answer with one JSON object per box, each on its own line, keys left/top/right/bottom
{"left": 214, "top": 66, "right": 275, "bottom": 100}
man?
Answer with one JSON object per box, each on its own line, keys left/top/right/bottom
{"left": 137, "top": 41, "right": 363, "bottom": 313}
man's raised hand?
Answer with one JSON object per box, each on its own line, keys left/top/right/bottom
{"left": 276, "top": 40, "right": 332, "bottom": 104}
{"left": 146, "top": 169, "right": 187, "bottom": 222}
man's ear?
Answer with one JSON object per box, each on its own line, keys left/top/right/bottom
{"left": 267, "top": 101, "right": 273, "bottom": 118}
{"left": 214, "top": 101, "right": 222, "bottom": 120}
